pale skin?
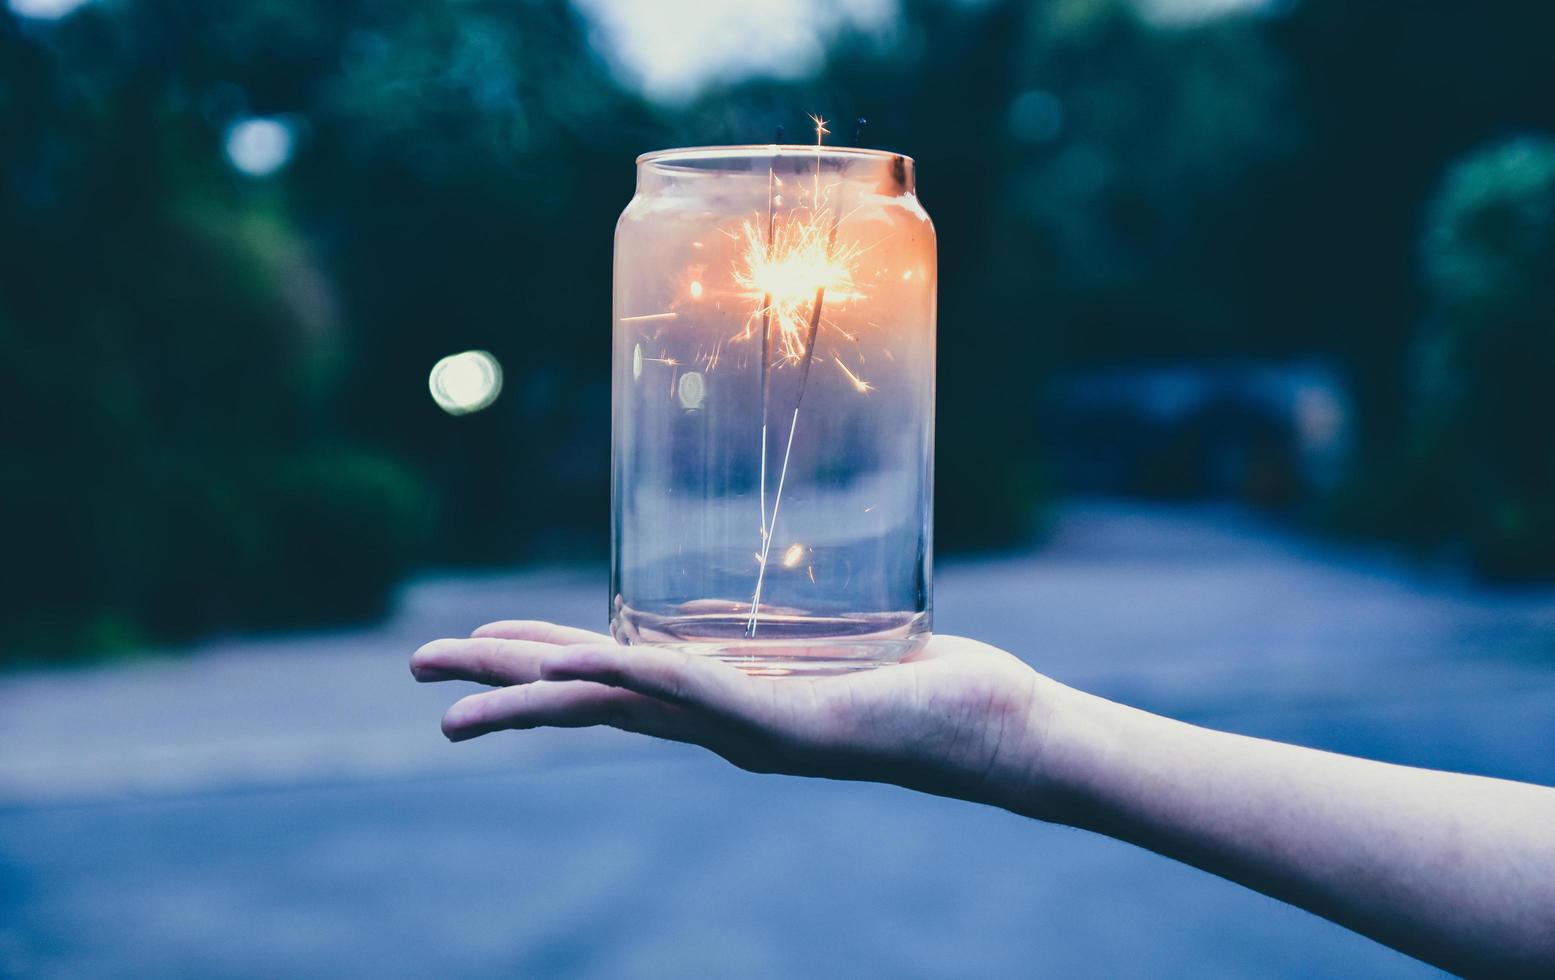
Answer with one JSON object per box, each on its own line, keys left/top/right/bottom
{"left": 411, "top": 623, "right": 1555, "bottom": 978}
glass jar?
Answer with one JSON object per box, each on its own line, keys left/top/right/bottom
{"left": 612, "top": 145, "right": 935, "bottom": 674}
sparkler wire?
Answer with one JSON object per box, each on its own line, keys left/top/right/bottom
{"left": 757, "top": 156, "right": 777, "bottom": 541}
{"left": 746, "top": 236, "right": 836, "bottom": 637}
{"left": 745, "top": 120, "right": 840, "bottom": 639}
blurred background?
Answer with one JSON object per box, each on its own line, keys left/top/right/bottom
{"left": 3, "top": 1, "right": 1555, "bottom": 977}
{"left": 5, "top": 0, "right": 1555, "bottom": 658}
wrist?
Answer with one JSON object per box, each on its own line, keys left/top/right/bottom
{"left": 996, "top": 678, "right": 1130, "bottom": 826}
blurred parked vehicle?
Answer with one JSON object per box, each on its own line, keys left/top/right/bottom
{"left": 1047, "top": 362, "right": 1351, "bottom": 508}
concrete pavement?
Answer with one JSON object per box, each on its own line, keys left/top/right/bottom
{"left": 3, "top": 502, "right": 1553, "bottom": 977}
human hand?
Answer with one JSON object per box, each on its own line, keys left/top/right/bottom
{"left": 411, "top": 621, "right": 1074, "bottom": 814}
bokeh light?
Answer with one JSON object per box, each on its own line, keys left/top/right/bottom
{"left": 676, "top": 371, "right": 705, "bottom": 410}
{"left": 224, "top": 117, "right": 295, "bottom": 178}
{"left": 781, "top": 543, "right": 806, "bottom": 568}
{"left": 429, "top": 350, "right": 504, "bottom": 416}
{"left": 1007, "top": 90, "right": 1064, "bottom": 144}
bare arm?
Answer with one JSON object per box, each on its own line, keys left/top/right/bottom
{"left": 1043, "top": 688, "right": 1555, "bottom": 978}
{"left": 412, "top": 623, "right": 1555, "bottom": 977}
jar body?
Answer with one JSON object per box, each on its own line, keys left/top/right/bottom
{"left": 611, "top": 146, "right": 935, "bottom": 674}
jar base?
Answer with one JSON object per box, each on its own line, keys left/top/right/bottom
{"left": 611, "top": 606, "right": 929, "bottom": 676}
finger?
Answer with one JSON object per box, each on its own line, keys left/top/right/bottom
{"left": 470, "top": 620, "right": 612, "bottom": 645}
{"left": 538, "top": 643, "right": 755, "bottom": 720}
{"left": 440, "top": 680, "right": 713, "bottom": 746}
{"left": 411, "top": 637, "right": 554, "bottom": 686}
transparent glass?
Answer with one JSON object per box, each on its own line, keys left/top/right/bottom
{"left": 611, "top": 145, "right": 935, "bottom": 674}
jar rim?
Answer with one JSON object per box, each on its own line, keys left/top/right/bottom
{"left": 636, "top": 144, "right": 913, "bottom": 169}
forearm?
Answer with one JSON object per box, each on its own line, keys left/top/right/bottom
{"left": 416, "top": 625, "right": 1554, "bottom": 973}
{"left": 1013, "top": 686, "right": 1555, "bottom": 977}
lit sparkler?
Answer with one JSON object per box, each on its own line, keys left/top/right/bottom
{"left": 732, "top": 205, "right": 863, "bottom": 361}
{"left": 741, "top": 116, "right": 871, "bottom": 638}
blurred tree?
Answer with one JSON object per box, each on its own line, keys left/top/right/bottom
{"left": 305, "top": 0, "right": 661, "bottom": 565}
{"left": 999, "top": 0, "right": 1295, "bottom": 360}
{"left": 1404, "top": 137, "right": 1555, "bottom": 578}
{"left": 1271, "top": 0, "right": 1555, "bottom": 450}
{"left": 0, "top": 4, "right": 431, "bottom": 657}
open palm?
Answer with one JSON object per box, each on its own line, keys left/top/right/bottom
{"left": 412, "top": 621, "right": 1059, "bottom": 807}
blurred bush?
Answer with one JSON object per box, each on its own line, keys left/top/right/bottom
{"left": 1399, "top": 138, "right": 1555, "bottom": 578}
{"left": 0, "top": 3, "right": 434, "bottom": 657}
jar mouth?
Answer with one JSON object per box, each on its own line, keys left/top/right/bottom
{"left": 636, "top": 144, "right": 913, "bottom": 171}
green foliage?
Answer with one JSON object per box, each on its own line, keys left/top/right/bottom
{"left": 0, "top": 2, "right": 433, "bottom": 657}
{"left": 1408, "top": 138, "right": 1555, "bottom": 577}
{"left": 998, "top": 0, "right": 1295, "bottom": 357}
{"left": 1329, "top": 136, "right": 1555, "bottom": 577}
{"left": 1422, "top": 138, "right": 1555, "bottom": 328}
{"left": 1, "top": 0, "right": 650, "bottom": 656}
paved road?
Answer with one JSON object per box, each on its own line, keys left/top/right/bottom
{"left": 3, "top": 502, "right": 1553, "bottom": 978}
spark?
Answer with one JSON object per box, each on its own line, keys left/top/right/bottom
{"left": 737, "top": 114, "right": 881, "bottom": 638}
{"left": 833, "top": 356, "right": 873, "bottom": 393}
{"left": 809, "top": 114, "right": 829, "bottom": 146}
{"left": 619, "top": 312, "right": 679, "bottom": 323}
{"left": 732, "top": 209, "right": 863, "bottom": 362}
